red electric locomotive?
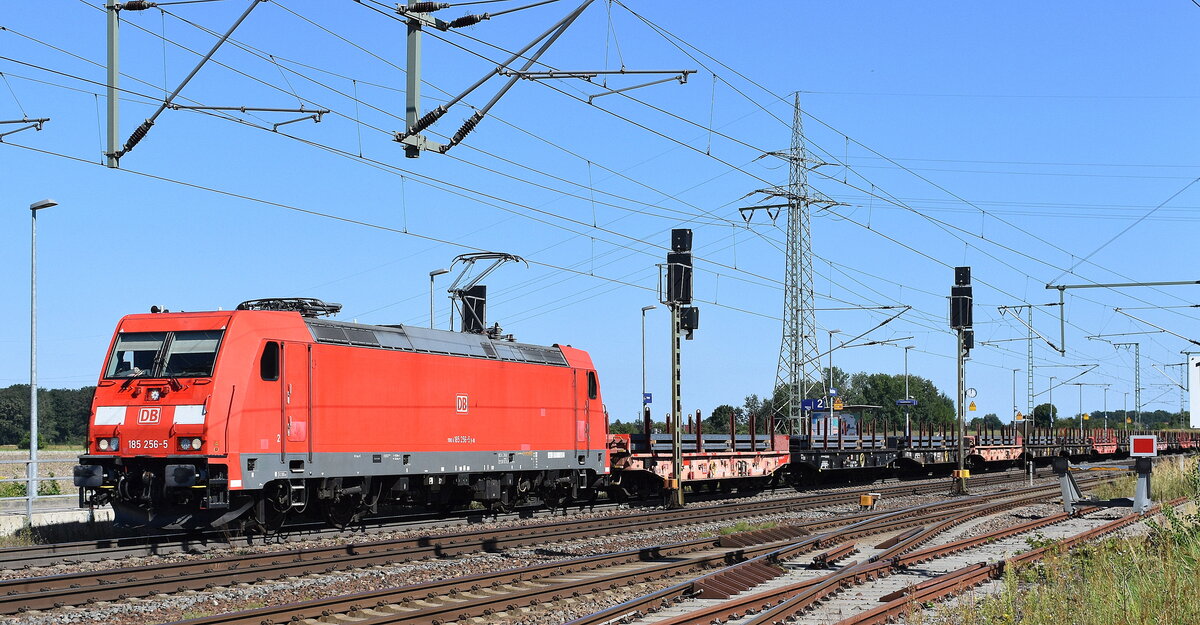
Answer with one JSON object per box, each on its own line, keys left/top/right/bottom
{"left": 73, "top": 298, "right": 608, "bottom": 529}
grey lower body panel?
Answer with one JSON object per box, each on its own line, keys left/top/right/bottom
{"left": 236, "top": 448, "right": 606, "bottom": 490}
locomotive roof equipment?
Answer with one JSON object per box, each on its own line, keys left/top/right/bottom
{"left": 235, "top": 298, "right": 343, "bottom": 317}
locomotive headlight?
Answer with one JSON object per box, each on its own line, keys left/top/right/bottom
{"left": 97, "top": 437, "right": 118, "bottom": 451}
{"left": 97, "top": 438, "right": 109, "bottom": 451}
{"left": 179, "top": 437, "right": 203, "bottom": 451}
{"left": 149, "top": 389, "right": 161, "bottom": 401}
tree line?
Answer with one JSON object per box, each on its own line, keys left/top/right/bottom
{"left": 612, "top": 366, "right": 957, "bottom": 434}
{"left": 0, "top": 385, "right": 94, "bottom": 447}
{"left": 1026, "top": 403, "right": 1189, "bottom": 430}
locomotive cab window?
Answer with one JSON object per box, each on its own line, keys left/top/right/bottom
{"left": 104, "top": 330, "right": 224, "bottom": 379}
{"left": 106, "top": 332, "right": 166, "bottom": 378}
{"left": 260, "top": 342, "right": 280, "bottom": 381}
{"left": 162, "top": 331, "right": 222, "bottom": 377}
{"left": 587, "top": 371, "right": 598, "bottom": 399}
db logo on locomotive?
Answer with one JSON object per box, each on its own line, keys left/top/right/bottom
{"left": 137, "top": 407, "right": 161, "bottom": 425}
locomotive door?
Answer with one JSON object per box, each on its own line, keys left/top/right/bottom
{"left": 280, "top": 342, "right": 311, "bottom": 462}
{"left": 574, "top": 370, "right": 593, "bottom": 459}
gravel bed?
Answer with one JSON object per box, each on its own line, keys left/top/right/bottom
{"left": 0, "top": 472, "right": 1063, "bottom": 625}
{"left": 901, "top": 507, "right": 1165, "bottom": 625}
{"left": 0, "top": 471, "right": 1021, "bottom": 580}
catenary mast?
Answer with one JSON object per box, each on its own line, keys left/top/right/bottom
{"left": 775, "top": 93, "right": 821, "bottom": 433}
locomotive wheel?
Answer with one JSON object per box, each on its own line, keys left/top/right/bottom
{"left": 255, "top": 482, "right": 291, "bottom": 533}
{"left": 321, "top": 494, "right": 363, "bottom": 528}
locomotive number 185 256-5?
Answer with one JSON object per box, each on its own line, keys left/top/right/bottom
{"left": 127, "top": 439, "right": 169, "bottom": 450}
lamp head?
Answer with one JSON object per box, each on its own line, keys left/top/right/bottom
{"left": 29, "top": 199, "right": 58, "bottom": 211}
{"left": 429, "top": 268, "right": 450, "bottom": 278}
{"left": 641, "top": 305, "right": 656, "bottom": 312}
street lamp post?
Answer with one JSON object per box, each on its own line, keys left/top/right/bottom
{"left": 1076, "top": 382, "right": 1084, "bottom": 439}
{"left": 1103, "top": 386, "right": 1108, "bottom": 431}
{"left": 28, "top": 198, "right": 57, "bottom": 524}
{"left": 1049, "top": 376, "right": 1056, "bottom": 427}
{"left": 428, "top": 268, "right": 449, "bottom": 329}
{"left": 640, "top": 305, "right": 655, "bottom": 408}
{"left": 827, "top": 329, "right": 842, "bottom": 403}
{"left": 1011, "top": 368, "right": 1019, "bottom": 422}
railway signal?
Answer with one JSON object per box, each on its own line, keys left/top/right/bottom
{"left": 663, "top": 229, "right": 699, "bottom": 508}
{"left": 950, "top": 266, "right": 973, "bottom": 495}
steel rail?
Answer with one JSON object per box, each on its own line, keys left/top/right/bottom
{"left": 0, "top": 474, "right": 1026, "bottom": 613}
{"left": 0, "top": 471, "right": 1028, "bottom": 570}
{"left": 564, "top": 475, "right": 1113, "bottom": 625}
{"left": 161, "top": 488, "right": 1053, "bottom": 625}
{"left": 838, "top": 496, "right": 1189, "bottom": 625}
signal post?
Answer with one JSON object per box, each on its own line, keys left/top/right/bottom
{"left": 664, "top": 229, "right": 699, "bottom": 508}
{"left": 950, "top": 267, "right": 974, "bottom": 495}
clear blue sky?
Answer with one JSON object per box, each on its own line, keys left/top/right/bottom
{"left": 2, "top": 1, "right": 1197, "bottom": 424}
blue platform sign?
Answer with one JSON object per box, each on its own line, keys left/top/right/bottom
{"left": 801, "top": 398, "right": 827, "bottom": 411}
{"left": 896, "top": 399, "right": 919, "bottom": 406}
{"left": 828, "top": 387, "right": 839, "bottom": 397}
{"left": 643, "top": 393, "right": 652, "bottom": 405}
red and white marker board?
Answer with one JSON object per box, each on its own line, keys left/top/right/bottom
{"left": 1129, "top": 435, "right": 1157, "bottom": 457}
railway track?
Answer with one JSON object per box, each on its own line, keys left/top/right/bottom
{"left": 5, "top": 473, "right": 1111, "bottom": 623}
{"left": 147, "top": 479, "right": 1104, "bottom": 625}
{"left": 0, "top": 470, "right": 1034, "bottom": 570}
{"left": 834, "top": 497, "right": 1187, "bottom": 625}
{"left": 573, "top": 490, "right": 1178, "bottom": 625}
{"left": 0, "top": 471, "right": 1029, "bottom": 614}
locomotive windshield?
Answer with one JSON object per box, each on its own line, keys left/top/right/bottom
{"left": 105, "top": 330, "right": 224, "bottom": 379}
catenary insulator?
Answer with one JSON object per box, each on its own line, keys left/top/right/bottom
{"left": 123, "top": 119, "right": 154, "bottom": 152}
{"left": 448, "top": 13, "right": 489, "bottom": 28}
{"left": 120, "top": 1, "right": 156, "bottom": 10}
{"left": 450, "top": 111, "right": 482, "bottom": 146}
{"left": 410, "top": 105, "right": 447, "bottom": 135}
{"left": 407, "top": 2, "right": 448, "bottom": 13}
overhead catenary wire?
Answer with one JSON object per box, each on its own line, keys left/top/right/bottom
{"left": 184, "top": 12, "right": 1190, "bottom": 367}
{"left": 152, "top": 0, "right": 1190, "bottom": 340}
{"left": 606, "top": 1, "right": 1200, "bottom": 315}
{"left": 11, "top": 1, "right": 1190, "bottom": 405}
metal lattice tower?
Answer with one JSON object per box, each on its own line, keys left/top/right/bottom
{"left": 775, "top": 93, "right": 820, "bottom": 431}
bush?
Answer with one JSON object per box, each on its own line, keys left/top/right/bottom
{"left": 0, "top": 479, "right": 24, "bottom": 498}
{"left": 17, "top": 434, "right": 49, "bottom": 450}
{"left": 0, "top": 472, "right": 63, "bottom": 497}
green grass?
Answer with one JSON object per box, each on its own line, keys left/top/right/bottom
{"left": 703, "top": 520, "right": 779, "bottom": 537}
{"left": 916, "top": 459, "right": 1200, "bottom": 625}
{"left": 0, "top": 533, "right": 37, "bottom": 548}
{"left": 1093, "top": 456, "right": 1198, "bottom": 502}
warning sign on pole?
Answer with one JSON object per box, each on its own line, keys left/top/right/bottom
{"left": 1130, "top": 435, "right": 1157, "bottom": 457}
